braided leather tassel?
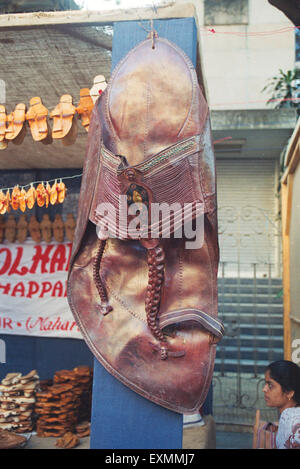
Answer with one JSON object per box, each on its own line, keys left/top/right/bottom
{"left": 145, "top": 244, "right": 168, "bottom": 360}
{"left": 93, "top": 239, "right": 113, "bottom": 315}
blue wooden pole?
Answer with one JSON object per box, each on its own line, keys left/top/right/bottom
{"left": 91, "top": 361, "right": 183, "bottom": 449}
{"left": 90, "top": 17, "right": 202, "bottom": 450}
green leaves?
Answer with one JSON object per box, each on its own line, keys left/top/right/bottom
{"left": 262, "top": 68, "right": 300, "bottom": 109}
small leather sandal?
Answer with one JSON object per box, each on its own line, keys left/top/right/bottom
{"left": 26, "top": 97, "right": 51, "bottom": 143}
{"left": 5, "top": 103, "right": 27, "bottom": 145}
{"left": 50, "top": 94, "right": 77, "bottom": 146}
{"left": 75, "top": 88, "right": 94, "bottom": 132}
{"left": 0, "top": 105, "right": 8, "bottom": 150}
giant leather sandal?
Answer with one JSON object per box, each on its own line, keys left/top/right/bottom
{"left": 75, "top": 88, "right": 94, "bottom": 132}
{"left": 0, "top": 105, "right": 7, "bottom": 150}
{"left": 67, "top": 35, "right": 223, "bottom": 414}
{"left": 5, "top": 103, "right": 27, "bottom": 145}
{"left": 50, "top": 94, "right": 77, "bottom": 146}
{"left": 26, "top": 97, "right": 52, "bottom": 144}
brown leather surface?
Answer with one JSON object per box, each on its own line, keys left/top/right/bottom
{"left": 67, "top": 37, "right": 220, "bottom": 414}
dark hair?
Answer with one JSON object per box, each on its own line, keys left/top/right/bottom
{"left": 266, "top": 360, "right": 300, "bottom": 405}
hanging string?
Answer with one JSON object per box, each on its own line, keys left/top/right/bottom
{"left": 151, "top": 0, "right": 158, "bottom": 15}
{"left": 136, "top": 19, "right": 299, "bottom": 37}
{"left": 137, "top": 18, "right": 157, "bottom": 48}
{"left": 138, "top": 18, "right": 153, "bottom": 34}
{"left": 0, "top": 173, "right": 82, "bottom": 192}
{"left": 138, "top": 18, "right": 155, "bottom": 34}
{"left": 200, "top": 25, "right": 299, "bottom": 37}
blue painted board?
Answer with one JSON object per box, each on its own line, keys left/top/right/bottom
{"left": 91, "top": 360, "right": 183, "bottom": 449}
{"left": 111, "top": 18, "right": 197, "bottom": 68}
{"left": 0, "top": 335, "right": 93, "bottom": 380}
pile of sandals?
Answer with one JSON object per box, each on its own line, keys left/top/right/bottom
{"left": 35, "top": 366, "right": 92, "bottom": 438}
{"left": 0, "top": 370, "right": 40, "bottom": 434}
{"left": 0, "top": 367, "right": 92, "bottom": 448}
{"left": 35, "top": 382, "right": 80, "bottom": 437}
{"left": 54, "top": 421, "right": 91, "bottom": 449}
{"left": 53, "top": 366, "right": 93, "bottom": 424}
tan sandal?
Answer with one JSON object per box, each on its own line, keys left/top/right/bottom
{"left": 5, "top": 103, "right": 27, "bottom": 145}
{"left": 11, "top": 186, "right": 21, "bottom": 211}
{"left": 17, "top": 214, "right": 28, "bottom": 243}
{"left": 18, "top": 187, "right": 27, "bottom": 212}
{"left": 5, "top": 214, "right": 16, "bottom": 243}
{"left": 2, "top": 190, "right": 11, "bottom": 214}
{"left": 45, "top": 182, "right": 51, "bottom": 208}
{"left": 49, "top": 181, "right": 58, "bottom": 205}
{"left": 28, "top": 215, "right": 41, "bottom": 243}
{"left": 50, "top": 94, "right": 77, "bottom": 145}
{"left": 52, "top": 214, "right": 65, "bottom": 243}
{"left": 57, "top": 180, "right": 66, "bottom": 203}
{"left": 40, "top": 214, "right": 52, "bottom": 243}
{"left": 64, "top": 213, "right": 76, "bottom": 242}
{"left": 26, "top": 97, "right": 51, "bottom": 143}
{"left": 36, "top": 183, "right": 47, "bottom": 207}
{"left": 75, "top": 88, "right": 94, "bottom": 132}
{"left": 0, "top": 105, "right": 8, "bottom": 150}
{"left": 26, "top": 184, "right": 36, "bottom": 210}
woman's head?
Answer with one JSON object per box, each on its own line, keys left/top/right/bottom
{"left": 263, "top": 360, "right": 300, "bottom": 412}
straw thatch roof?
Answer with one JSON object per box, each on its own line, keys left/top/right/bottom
{"left": 0, "top": 22, "right": 112, "bottom": 169}
{"left": 0, "top": 0, "right": 80, "bottom": 14}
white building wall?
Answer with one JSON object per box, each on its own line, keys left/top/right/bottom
{"left": 175, "top": 0, "right": 292, "bottom": 274}
{"left": 177, "top": 0, "right": 295, "bottom": 110}
{"left": 201, "top": 0, "right": 295, "bottom": 110}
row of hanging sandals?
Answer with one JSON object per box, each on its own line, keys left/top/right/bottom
{"left": 0, "top": 180, "right": 66, "bottom": 215}
{"left": 0, "top": 75, "right": 107, "bottom": 150}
